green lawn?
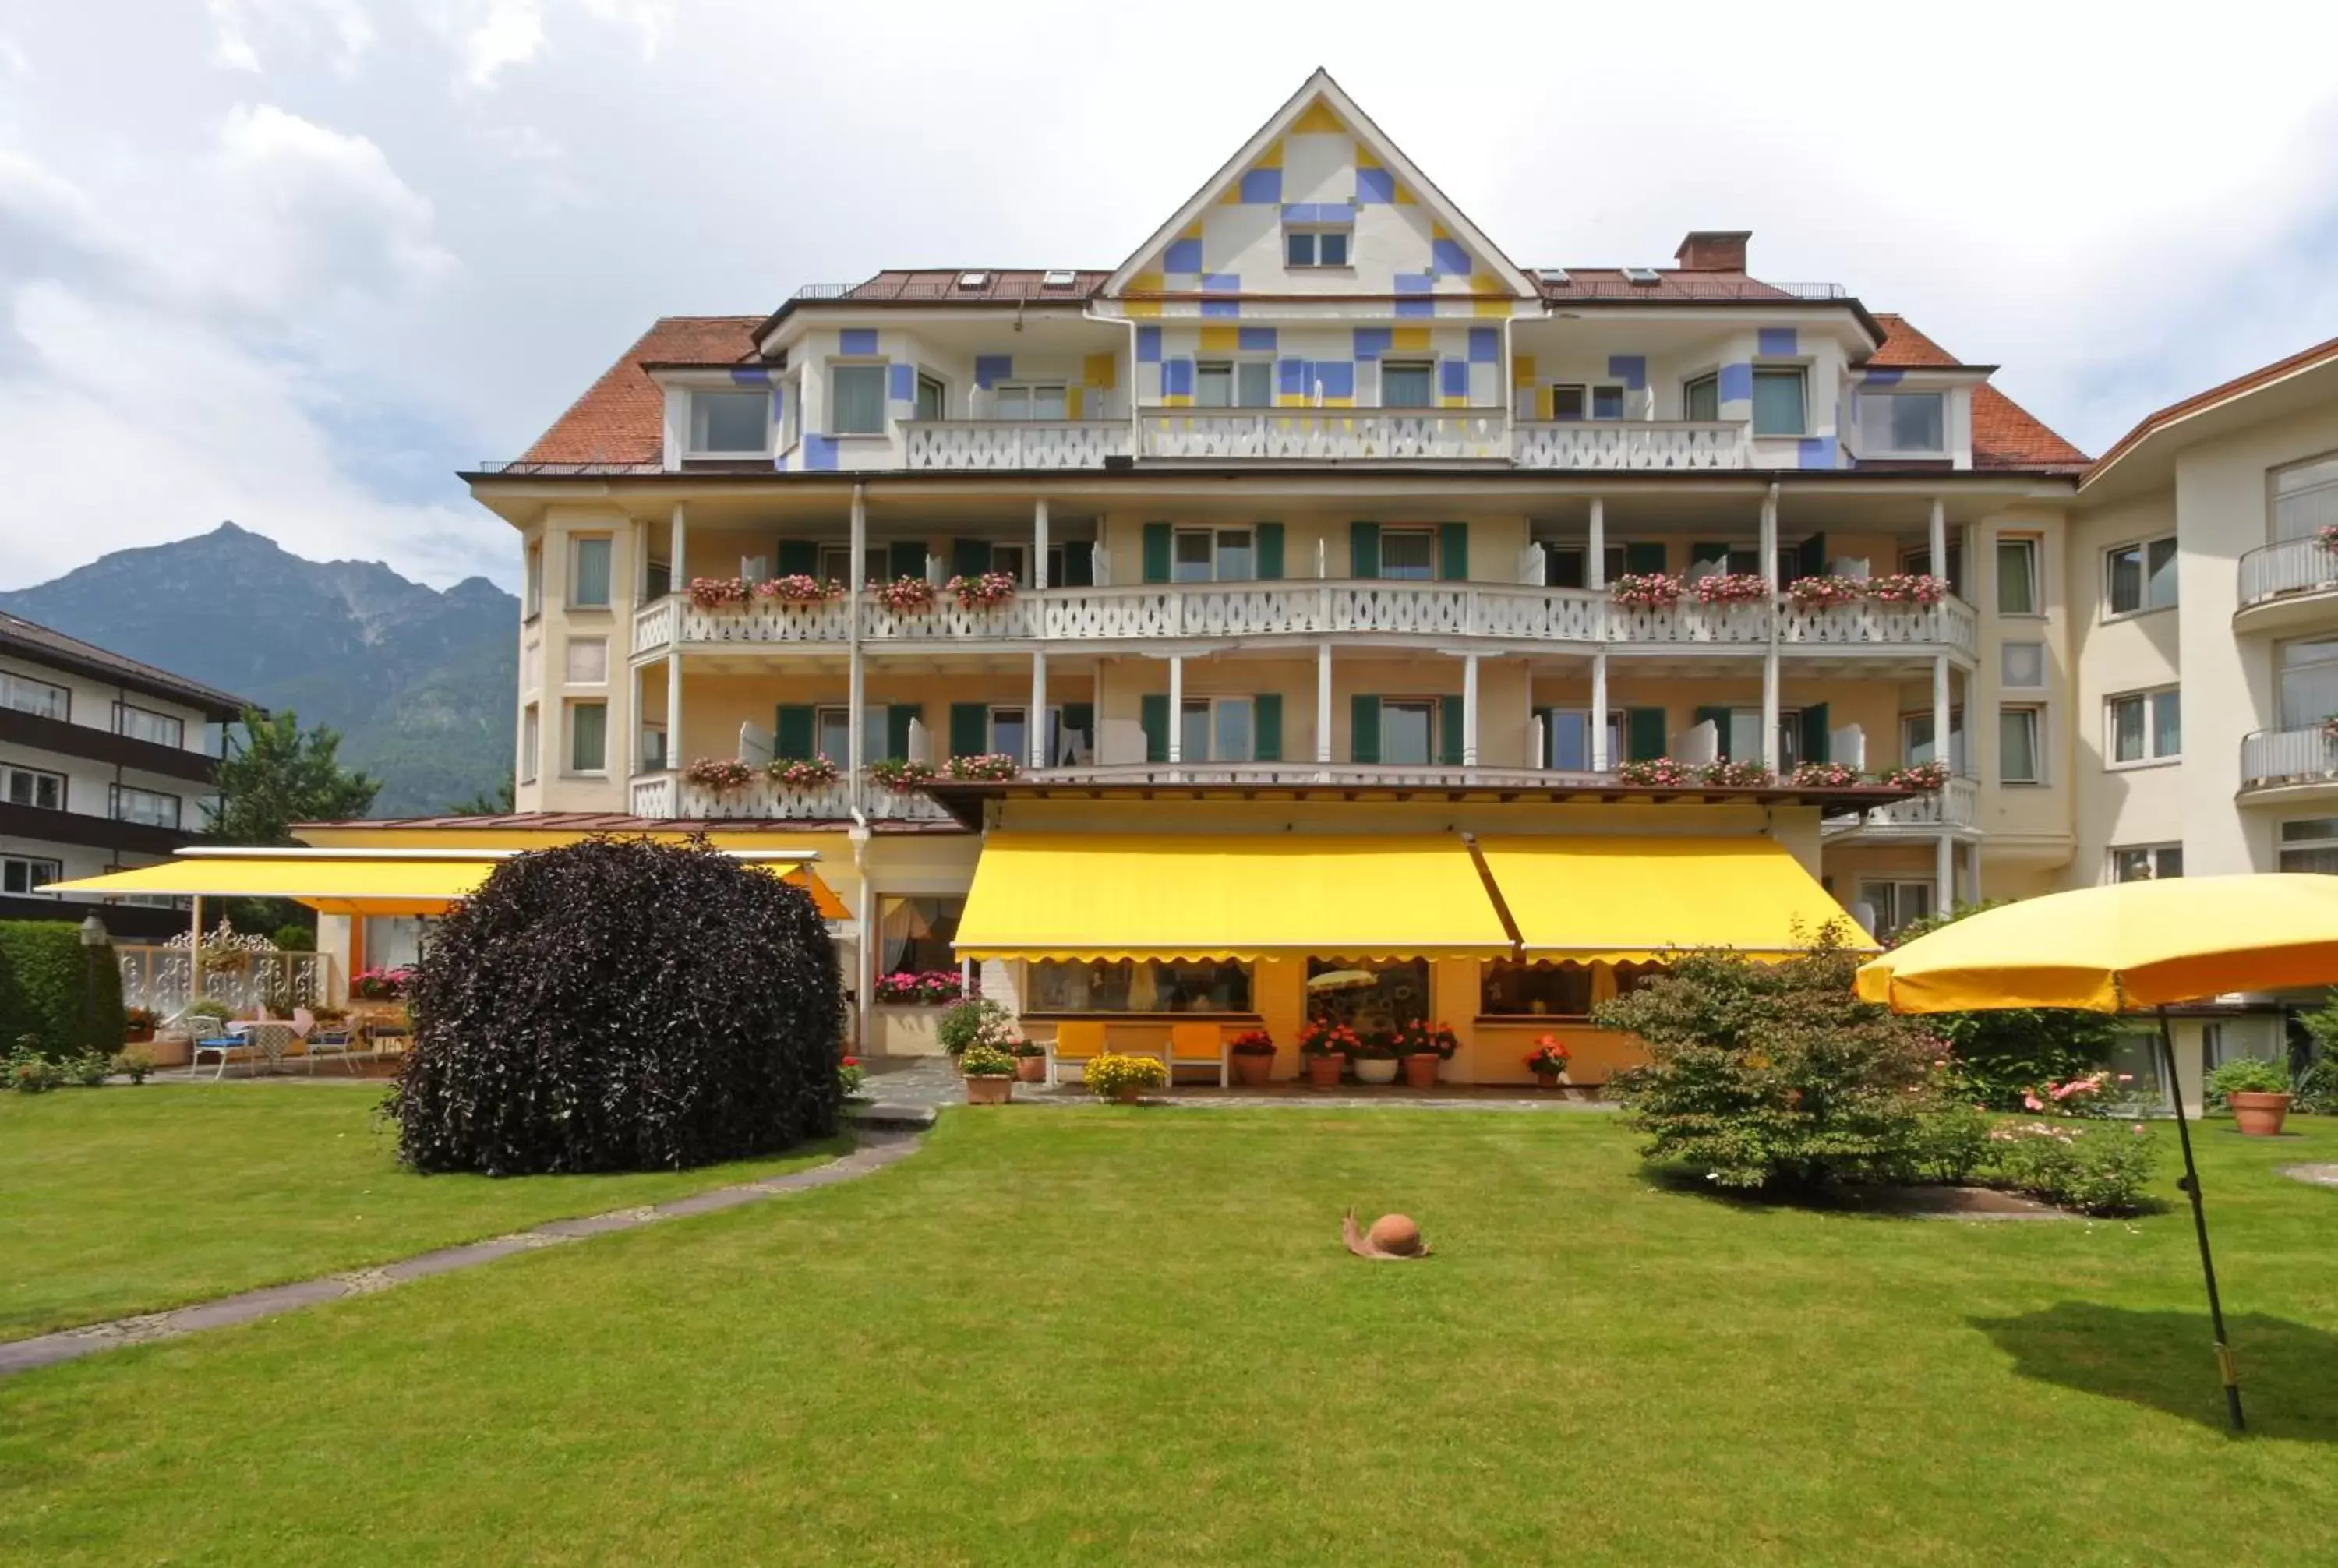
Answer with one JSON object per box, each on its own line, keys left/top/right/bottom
{"left": 0, "top": 1086, "right": 846, "bottom": 1340}
{"left": 4, "top": 1109, "right": 2336, "bottom": 1566}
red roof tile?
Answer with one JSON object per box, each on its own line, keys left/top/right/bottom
{"left": 1867, "top": 313, "right": 1961, "bottom": 367}
{"left": 1870, "top": 314, "right": 2089, "bottom": 471}
{"left": 1539, "top": 268, "right": 1796, "bottom": 302}
{"left": 521, "top": 316, "right": 763, "bottom": 466}
{"left": 842, "top": 269, "right": 1110, "bottom": 302}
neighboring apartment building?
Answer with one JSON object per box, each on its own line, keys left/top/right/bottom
{"left": 0, "top": 612, "right": 249, "bottom": 938}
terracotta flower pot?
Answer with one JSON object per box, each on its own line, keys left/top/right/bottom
{"left": 1535, "top": 1069, "right": 1560, "bottom": 1090}
{"left": 1231, "top": 1052, "right": 1273, "bottom": 1086}
{"left": 1113, "top": 1082, "right": 1145, "bottom": 1104}
{"left": 966, "top": 1075, "right": 1013, "bottom": 1105}
{"left": 1015, "top": 1054, "right": 1047, "bottom": 1083}
{"left": 1306, "top": 1052, "right": 1345, "bottom": 1088}
{"left": 1354, "top": 1057, "right": 1400, "bottom": 1086}
{"left": 1402, "top": 1052, "right": 1439, "bottom": 1090}
{"left": 2228, "top": 1090, "right": 2292, "bottom": 1137}
{"left": 123, "top": 1023, "right": 155, "bottom": 1044}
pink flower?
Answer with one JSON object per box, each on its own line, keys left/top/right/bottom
{"left": 2022, "top": 1092, "right": 2044, "bottom": 1111}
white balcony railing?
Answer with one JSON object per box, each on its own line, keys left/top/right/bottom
{"left": 2241, "top": 726, "right": 2338, "bottom": 790}
{"left": 1140, "top": 409, "right": 1510, "bottom": 462}
{"left": 902, "top": 419, "right": 1134, "bottom": 471}
{"left": 2239, "top": 537, "right": 2338, "bottom": 609}
{"left": 1033, "top": 761, "right": 1595, "bottom": 788}
{"left": 1821, "top": 776, "right": 1980, "bottom": 835}
{"left": 1512, "top": 420, "right": 1750, "bottom": 471}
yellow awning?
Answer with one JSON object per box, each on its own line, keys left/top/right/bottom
{"left": 952, "top": 832, "right": 1513, "bottom": 962}
{"left": 48, "top": 856, "right": 848, "bottom": 921}
{"left": 1475, "top": 835, "right": 1870, "bottom": 962}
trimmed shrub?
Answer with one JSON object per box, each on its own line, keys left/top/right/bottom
{"left": 1986, "top": 1121, "right": 2159, "bottom": 1215}
{"left": 0, "top": 920, "right": 125, "bottom": 1061}
{"left": 386, "top": 836, "right": 843, "bottom": 1175}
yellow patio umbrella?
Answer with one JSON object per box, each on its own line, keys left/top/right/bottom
{"left": 1856, "top": 873, "right": 2338, "bottom": 1433}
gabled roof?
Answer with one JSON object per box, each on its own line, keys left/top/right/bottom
{"left": 521, "top": 316, "right": 762, "bottom": 466}
{"left": 1102, "top": 68, "right": 1537, "bottom": 299}
{"left": 2082, "top": 333, "right": 2338, "bottom": 493}
{"left": 1870, "top": 314, "right": 2089, "bottom": 474}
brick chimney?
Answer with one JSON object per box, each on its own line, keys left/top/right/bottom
{"left": 1674, "top": 231, "right": 1750, "bottom": 272}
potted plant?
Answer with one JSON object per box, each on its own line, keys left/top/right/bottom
{"left": 1299, "top": 1019, "right": 1358, "bottom": 1089}
{"left": 1863, "top": 572, "right": 1949, "bottom": 606}
{"left": 768, "top": 755, "right": 842, "bottom": 788}
{"left": 945, "top": 570, "right": 1018, "bottom": 611}
{"left": 936, "top": 998, "right": 1010, "bottom": 1064}
{"left": 1691, "top": 571, "right": 1771, "bottom": 606}
{"left": 1526, "top": 1036, "right": 1572, "bottom": 1089}
{"left": 1609, "top": 571, "right": 1683, "bottom": 609}
{"left": 869, "top": 575, "right": 938, "bottom": 613}
{"left": 1697, "top": 759, "right": 1775, "bottom": 787}
{"left": 938, "top": 753, "right": 1021, "bottom": 782}
{"left": 959, "top": 1043, "right": 1016, "bottom": 1104}
{"left": 1351, "top": 1035, "right": 1401, "bottom": 1086}
{"left": 687, "top": 576, "right": 751, "bottom": 609}
{"left": 1616, "top": 758, "right": 1695, "bottom": 787}
{"left": 839, "top": 1055, "right": 867, "bottom": 1097}
{"left": 683, "top": 757, "right": 755, "bottom": 791}
{"left": 182, "top": 998, "right": 235, "bottom": 1031}
{"left": 1879, "top": 760, "right": 1951, "bottom": 793}
{"left": 1786, "top": 574, "right": 1865, "bottom": 610}
{"left": 1227, "top": 1029, "right": 1276, "bottom": 1086}
{"left": 867, "top": 758, "right": 940, "bottom": 792}
{"left": 1008, "top": 1037, "right": 1047, "bottom": 1083}
{"left": 122, "top": 1006, "right": 159, "bottom": 1044}
{"left": 1086, "top": 1052, "right": 1167, "bottom": 1104}
{"left": 1393, "top": 1020, "right": 1459, "bottom": 1089}
{"left": 2206, "top": 1057, "right": 2294, "bottom": 1136}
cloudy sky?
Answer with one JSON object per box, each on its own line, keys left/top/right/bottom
{"left": 1, "top": 1, "right": 2333, "bottom": 592}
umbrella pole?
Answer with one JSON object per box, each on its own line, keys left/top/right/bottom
{"left": 2157, "top": 1004, "right": 2244, "bottom": 1433}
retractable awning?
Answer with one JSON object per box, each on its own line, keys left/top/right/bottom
{"left": 47, "top": 853, "right": 849, "bottom": 920}
{"left": 1474, "top": 835, "right": 1867, "bottom": 962}
{"left": 952, "top": 832, "right": 1513, "bottom": 962}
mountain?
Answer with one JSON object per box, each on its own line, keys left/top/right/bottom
{"left": 0, "top": 523, "right": 516, "bottom": 818}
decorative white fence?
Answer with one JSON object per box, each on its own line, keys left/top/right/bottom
{"left": 902, "top": 420, "right": 1134, "bottom": 471}
{"left": 118, "top": 946, "right": 339, "bottom": 1019}
{"left": 1035, "top": 761, "right": 1586, "bottom": 788}
{"left": 2241, "top": 726, "right": 2337, "bottom": 789}
{"left": 666, "top": 776, "right": 955, "bottom": 823}
{"left": 1140, "top": 410, "right": 1510, "bottom": 461}
{"left": 1512, "top": 421, "right": 1749, "bottom": 470}
{"left": 1821, "top": 777, "right": 1980, "bottom": 835}
{"left": 2238, "top": 538, "right": 2338, "bottom": 608}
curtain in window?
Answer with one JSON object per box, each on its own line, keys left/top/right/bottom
{"left": 2000, "top": 710, "right": 2037, "bottom": 782}
{"left": 1684, "top": 377, "right": 1718, "bottom": 422}
{"left": 570, "top": 704, "right": 606, "bottom": 772}
{"left": 1996, "top": 542, "right": 2036, "bottom": 613}
{"left": 573, "top": 539, "right": 612, "bottom": 606}
{"left": 2274, "top": 455, "right": 2338, "bottom": 542}
{"left": 2152, "top": 691, "right": 2181, "bottom": 758}
{"left": 2279, "top": 640, "right": 2338, "bottom": 728}
{"left": 832, "top": 367, "right": 885, "bottom": 434}
{"left": 1750, "top": 370, "right": 1804, "bottom": 436}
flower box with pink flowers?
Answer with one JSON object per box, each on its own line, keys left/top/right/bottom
{"left": 945, "top": 570, "right": 1018, "bottom": 610}
{"left": 753, "top": 574, "right": 846, "bottom": 604}
{"left": 1786, "top": 574, "right": 1866, "bottom": 610}
{"left": 868, "top": 575, "right": 938, "bottom": 613}
{"left": 767, "top": 756, "right": 841, "bottom": 788}
{"left": 687, "top": 577, "right": 751, "bottom": 609}
{"left": 1609, "top": 572, "right": 1684, "bottom": 609}
{"left": 1616, "top": 758, "right": 1696, "bottom": 787}
{"left": 1691, "top": 572, "right": 1771, "bottom": 606}
{"left": 683, "top": 757, "right": 754, "bottom": 791}
{"left": 1863, "top": 572, "right": 1949, "bottom": 606}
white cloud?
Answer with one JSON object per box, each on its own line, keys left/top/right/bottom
{"left": 204, "top": 0, "right": 375, "bottom": 76}
{"left": 0, "top": 34, "right": 30, "bottom": 77}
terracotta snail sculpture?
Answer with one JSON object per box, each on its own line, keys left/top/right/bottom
{"left": 1342, "top": 1208, "right": 1430, "bottom": 1259}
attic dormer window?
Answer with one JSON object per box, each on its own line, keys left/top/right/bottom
{"left": 1859, "top": 390, "right": 1947, "bottom": 456}
{"left": 1286, "top": 225, "right": 1351, "bottom": 268}
{"left": 689, "top": 390, "right": 771, "bottom": 456}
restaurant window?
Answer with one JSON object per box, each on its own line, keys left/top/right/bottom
{"left": 830, "top": 364, "right": 887, "bottom": 434}
{"left": 915, "top": 373, "right": 945, "bottom": 422}
{"left": 2280, "top": 818, "right": 2338, "bottom": 875}
{"left": 2106, "top": 536, "right": 2178, "bottom": 616}
{"left": 1196, "top": 361, "right": 1273, "bottom": 409}
{"left": 524, "top": 542, "right": 543, "bottom": 619}
{"left": 1997, "top": 537, "right": 2040, "bottom": 615}
{"left": 110, "top": 783, "right": 182, "bottom": 829}
{"left": 2106, "top": 1029, "right": 2174, "bottom": 1113}
{"left": 689, "top": 389, "right": 771, "bottom": 455}
{"left": 987, "top": 706, "right": 1028, "bottom": 764}
{"left": 1543, "top": 708, "right": 1623, "bottom": 772}
{"left": 1551, "top": 384, "right": 1587, "bottom": 422}
{"left": 0, "top": 671, "right": 68, "bottom": 720}
{"left": 1305, "top": 957, "right": 1430, "bottom": 1033}
{"left": 115, "top": 703, "right": 185, "bottom": 748}
{"left": 818, "top": 543, "right": 853, "bottom": 584}
{"left": 1898, "top": 541, "right": 1966, "bottom": 599}
{"left": 1379, "top": 698, "right": 1436, "bottom": 766}
{"left": 1284, "top": 225, "right": 1351, "bottom": 268}
{"left": 1721, "top": 708, "right": 1801, "bottom": 771}
{"left": 2107, "top": 687, "right": 2180, "bottom": 765}
{"left": 2278, "top": 637, "right": 2338, "bottom": 729}
{"left": 2273, "top": 451, "right": 2338, "bottom": 542}
{"left": 2110, "top": 845, "right": 2184, "bottom": 883}
{"left": 1591, "top": 383, "right": 1626, "bottom": 421}
{"left": 878, "top": 895, "right": 963, "bottom": 980}
{"left": 1544, "top": 543, "right": 1629, "bottom": 589}
{"left": 3, "top": 764, "right": 64, "bottom": 811}
{"left": 1026, "top": 959, "right": 1253, "bottom": 1015}
{"left": 2, "top": 856, "right": 62, "bottom": 895}
{"left": 1479, "top": 960, "right": 1664, "bottom": 1019}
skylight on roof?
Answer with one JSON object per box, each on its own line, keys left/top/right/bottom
{"left": 1041, "top": 269, "right": 1077, "bottom": 288}
{"left": 1535, "top": 267, "right": 1570, "bottom": 285}
{"left": 1622, "top": 267, "right": 1662, "bottom": 285}
{"left": 957, "top": 271, "right": 990, "bottom": 290}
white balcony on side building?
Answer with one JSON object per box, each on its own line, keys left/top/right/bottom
{"left": 902, "top": 419, "right": 1135, "bottom": 471}
{"left": 1511, "top": 420, "right": 1750, "bottom": 471}
{"left": 1820, "top": 776, "right": 1980, "bottom": 841}
{"left": 2239, "top": 726, "right": 2338, "bottom": 802}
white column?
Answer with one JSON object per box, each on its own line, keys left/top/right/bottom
{"left": 1316, "top": 641, "right": 1333, "bottom": 765}
{"left": 1760, "top": 646, "right": 1781, "bottom": 773}
{"left": 1166, "top": 654, "right": 1185, "bottom": 765}
{"left": 1029, "top": 647, "right": 1047, "bottom": 770}
{"left": 1586, "top": 498, "right": 1606, "bottom": 589}
{"left": 1936, "top": 832, "right": 1955, "bottom": 913}
{"left": 1033, "top": 497, "right": 1050, "bottom": 591}
{"left": 847, "top": 486, "right": 867, "bottom": 809}
{"left": 1759, "top": 486, "right": 1779, "bottom": 588}
{"left": 665, "top": 652, "right": 682, "bottom": 782}
{"left": 1928, "top": 496, "right": 1947, "bottom": 579}
{"left": 1461, "top": 652, "right": 1481, "bottom": 767}
{"left": 1932, "top": 652, "right": 1951, "bottom": 775}
{"left": 850, "top": 828, "right": 873, "bottom": 1056}
{"left": 669, "top": 502, "right": 687, "bottom": 588}
{"left": 1590, "top": 652, "right": 1610, "bottom": 772}
{"left": 1966, "top": 840, "right": 1983, "bottom": 905}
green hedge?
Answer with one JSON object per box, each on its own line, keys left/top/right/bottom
{"left": 0, "top": 921, "right": 126, "bottom": 1061}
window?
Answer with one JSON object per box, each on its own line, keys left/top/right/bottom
{"left": 1380, "top": 699, "right": 1436, "bottom": 765}
{"left": 520, "top": 704, "right": 539, "bottom": 783}
{"left": 1028, "top": 958, "right": 1254, "bottom": 1015}
{"left": 1543, "top": 708, "right": 1623, "bottom": 772}
{"left": 877, "top": 895, "right": 966, "bottom": 980}
{"left": 2273, "top": 452, "right": 2338, "bottom": 542}
{"left": 1306, "top": 957, "right": 1431, "bottom": 1030}
{"left": 1479, "top": 960, "right": 1664, "bottom": 1018}
{"left": 689, "top": 389, "right": 769, "bottom": 454}
{"left": 639, "top": 725, "right": 667, "bottom": 773}
{"left": 1552, "top": 384, "right": 1587, "bottom": 421}
{"left": 1683, "top": 373, "right": 1718, "bottom": 422}
{"left": 993, "top": 382, "right": 1068, "bottom": 421}
{"left": 1195, "top": 360, "right": 1273, "bottom": 409}
{"left": 524, "top": 542, "right": 543, "bottom": 619}
{"left": 1899, "top": 542, "right": 1967, "bottom": 599}
{"left": 1996, "top": 537, "right": 2040, "bottom": 615}
{"left": 1591, "top": 383, "right": 1626, "bottom": 421}
{"left": 113, "top": 703, "right": 185, "bottom": 748}
{"left": 2000, "top": 705, "right": 2042, "bottom": 785}
{"left": 830, "top": 365, "right": 886, "bottom": 434}
{"left": 1750, "top": 367, "right": 1806, "bottom": 436}
{"left": 1378, "top": 528, "right": 1436, "bottom": 581}
{"left": 2277, "top": 637, "right": 2338, "bottom": 729}
{"left": 2107, "top": 688, "right": 2181, "bottom": 765}
{"left": 1172, "top": 527, "right": 1255, "bottom": 583}
{"left": 1860, "top": 879, "right": 1934, "bottom": 938}
{"left": 0, "top": 672, "right": 67, "bottom": 720}
{"left": 110, "top": 784, "right": 181, "bottom": 829}
{"left": 1544, "top": 544, "right": 1627, "bottom": 589}
{"left": 2001, "top": 641, "right": 2047, "bottom": 689}
{"left": 2110, "top": 845, "right": 2184, "bottom": 883}
{"left": 570, "top": 537, "right": 612, "bottom": 609}
{"left": 915, "top": 373, "right": 945, "bottom": 422}
{"left": 2280, "top": 818, "right": 2338, "bottom": 874}
{"left": 2, "top": 856, "right": 61, "bottom": 895}
{"left": 1178, "top": 697, "right": 1256, "bottom": 764}
{"left": 1284, "top": 227, "right": 1351, "bottom": 268}
{"left": 2107, "top": 536, "right": 2178, "bottom": 616}
{"left": 564, "top": 637, "right": 608, "bottom": 684}
{"left": 3, "top": 765, "right": 63, "bottom": 810}
{"left": 1721, "top": 708, "right": 1802, "bottom": 771}
{"left": 1381, "top": 361, "right": 1434, "bottom": 409}
{"left": 987, "top": 706, "right": 1028, "bottom": 764}
{"left": 362, "top": 915, "right": 427, "bottom": 973}
{"left": 1859, "top": 391, "right": 1946, "bottom": 455}
{"left": 567, "top": 700, "right": 607, "bottom": 774}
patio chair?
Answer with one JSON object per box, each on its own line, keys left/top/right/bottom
{"left": 295, "top": 1008, "right": 358, "bottom": 1075}
{"left": 1165, "top": 1022, "right": 1230, "bottom": 1089}
{"left": 189, "top": 1021, "right": 254, "bottom": 1080}
{"left": 1045, "top": 1020, "right": 1109, "bottom": 1089}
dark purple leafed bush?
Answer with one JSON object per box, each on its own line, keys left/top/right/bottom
{"left": 387, "top": 836, "right": 842, "bottom": 1175}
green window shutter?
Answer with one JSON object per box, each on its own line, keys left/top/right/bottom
{"left": 1253, "top": 693, "right": 1283, "bottom": 762}
{"left": 1623, "top": 541, "right": 1667, "bottom": 575}
{"left": 1256, "top": 522, "right": 1284, "bottom": 581}
{"left": 1438, "top": 694, "right": 1465, "bottom": 765}
{"left": 886, "top": 705, "right": 919, "bottom": 761}
{"left": 1799, "top": 702, "right": 1830, "bottom": 765}
{"left": 1139, "top": 694, "right": 1169, "bottom": 762}
{"left": 1350, "top": 521, "right": 1381, "bottom": 579}
{"left": 1141, "top": 522, "right": 1172, "bottom": 584}
{"left": 948, "top": 702, "right": 989, "bottom": 758}
{"left": 887, "top": 540, "right": 927, "bottom": 581}
{"left": 952, "top": 538, "right": 993, "bottom": 578}
{"left": 1796, "top": 532, "right": 1828, "bottom": 580}
{"left": 1694, "top": 705, "right": 1731, "bottom": 759}
{"left": 774, "top": 705, "right": 816, "bottom": 762}
{"left": 1061, "top": 540, "right": 1094, "bottom": 587}
{"left": 1350, "top": 694, "right": 1382, "bottom": 765}
{"left": 776, "top": 539, "right": 818, "bottom": 577}
{"left": 1626, "top": 707, "right": 1668, "bottom": 763}
{"left": 1438, "top": 522, "right": 1469, "bottom": 582}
